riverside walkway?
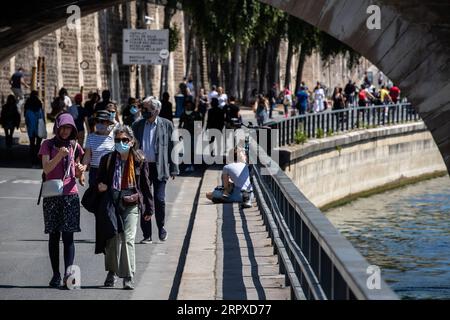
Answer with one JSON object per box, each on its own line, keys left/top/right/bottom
{"left": 0, "top": 106, "right": 410, "bottom": 300}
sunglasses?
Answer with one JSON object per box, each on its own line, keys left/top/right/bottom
{"left": 114, "top": 138, "right": 130, "bottom": 143}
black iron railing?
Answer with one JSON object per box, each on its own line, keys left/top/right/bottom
{"left": 250, "top": 144, "right": 399, "bottom": 300}
{"left": 269, "top": 103, "right": 419, "bottom": 147}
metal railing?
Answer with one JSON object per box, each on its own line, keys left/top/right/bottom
{"left": 269, "top": 103, "right": 419, "bottom": 147}
{"left": 250, "top": 144, "right": 398, "bottom": 300}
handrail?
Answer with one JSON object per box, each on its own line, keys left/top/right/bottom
{"left": 249, "top": 142, "right": 399, "bottom": 300}
{"left": 266, "top": 102, "right": 420, "bottom": 147}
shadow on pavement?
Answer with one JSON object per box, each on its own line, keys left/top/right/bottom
{"left": 0, "top": 285, "right": 107, "bottom": 290}
{"left": 18, "top": 239, "right": 96, "bottom": 244}
{"left": 0, "top": 136, "right": 33, "bottom": 169}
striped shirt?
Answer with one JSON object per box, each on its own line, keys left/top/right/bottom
{"left": 86, "top": 133, "right": 115, "bottom": 167}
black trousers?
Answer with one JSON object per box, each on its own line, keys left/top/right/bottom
{"left": 140, "top": 163, "right": 167, "bottom": 239}
{"left": 49, "top": 232, "right": 75, "bottom": 276}
{"left": 4, "top": 128, "right": 14, "bottom": 148}
{"left": 29, "top": 135, "right": 42, "bottom": 165}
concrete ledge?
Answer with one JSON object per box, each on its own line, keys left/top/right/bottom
{"left": 282, "top": 122, "right": 447, "bottom": 208}
{"left": 281, "top": 122, "right": 427, "bottom": 163}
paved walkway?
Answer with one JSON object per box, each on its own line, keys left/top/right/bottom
{"left": 178, "top": 168, "right": 290, "bottom": 300}
{"left": 0, "top": 112, "right": 292, "bottom": 300}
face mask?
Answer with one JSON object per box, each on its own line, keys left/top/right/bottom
{"left": 115, "top": 142, "right": 130, "bottom": 154}
{"left": 143, "top": 110, "right": 157, "bottom": 120}
{"left": 130, "top": 106, "right": 138, "bottom": 115}
{"left": 185, "top": 111, "right": 193, "bottom": 115}
{"left": 110, "top": 112, "right": 116, "bottom": 120}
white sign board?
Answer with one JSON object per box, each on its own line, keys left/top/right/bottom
{"left": 123, "top": 29, "right": 169, "bottom": 65}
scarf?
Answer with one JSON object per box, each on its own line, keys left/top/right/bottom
{"left": 112, "top": 152, "right": 136, "bottom": 191}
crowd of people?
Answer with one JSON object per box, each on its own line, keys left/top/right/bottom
{"left": 1, "top": 67, "right": 402, "bottom": 291}
{"left": 274, "top": 79, "right": 403, "bottom": 121}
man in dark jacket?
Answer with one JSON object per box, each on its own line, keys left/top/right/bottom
{"left": 132, "top": 96, "right": 179, "bottom": 244}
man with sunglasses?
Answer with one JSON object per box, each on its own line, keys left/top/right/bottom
{"left": 132, "top": 96, "right": 179, "bottom": 244}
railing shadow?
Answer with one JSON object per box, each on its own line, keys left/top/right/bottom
{"left": 221, "top": 203, "right": 246, "bottom": 299}
{"left": 221, "top": 203, "right": 266, "bottom": 300}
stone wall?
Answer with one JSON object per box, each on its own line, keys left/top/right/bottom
{"left": 0, "top": 0, "right": 381, "bottom": 111}
{"left": 283, "top": 123, "right": 447, "bottom": 208}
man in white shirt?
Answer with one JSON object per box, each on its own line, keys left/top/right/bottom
{"left": 206, "top": 147, "right": 253, "bottom": 208}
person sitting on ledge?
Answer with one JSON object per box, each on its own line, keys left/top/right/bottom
{"left": 206, "top": 147, "right": 253, "bottom": 209}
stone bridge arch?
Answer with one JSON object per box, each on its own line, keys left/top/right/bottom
{"left": 1, "top": 0, "right": 449, "bottom": 172}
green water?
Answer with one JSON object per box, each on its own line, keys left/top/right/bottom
{"left": 326, "top": 176, "right": 450, "bottom": 300}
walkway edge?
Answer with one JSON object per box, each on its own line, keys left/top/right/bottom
{"left": 178, "top": 169, "right": 221, "bottom": 300}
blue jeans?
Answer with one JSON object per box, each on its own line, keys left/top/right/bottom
{"left": 269, "top": 103, "right": 276, "bottom": 119}
{"left": 140, "top": 163, "right": 167, "bottom": 239}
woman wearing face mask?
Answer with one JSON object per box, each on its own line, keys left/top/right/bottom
{"left": 107, "top": 103, "right": 120, "bottom": 129}
{"left": 82, "top": 110, "right": 116, "bottom": 186}
{"left": 122, "top": 97, "right": 140, "bottom": 126}
{"left": 38, "top": 112, "right": 86, "bottom": 288}
{"left": 95, "top": 125, "right": 151, "bottom": 290}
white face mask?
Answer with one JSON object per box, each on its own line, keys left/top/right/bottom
{"left": 185, "top": 111, "right": 193, "bottom": 115}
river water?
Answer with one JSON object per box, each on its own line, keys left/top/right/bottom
{"left": 325, "top": 176, "right": 450, "bottom": 300}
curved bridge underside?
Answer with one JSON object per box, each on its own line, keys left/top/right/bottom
{"left": 1, "top": 0, "right": 449, "bottom": 173}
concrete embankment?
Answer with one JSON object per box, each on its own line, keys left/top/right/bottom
{"left": 281, "top": 122, "right": 448, "bottom": 210}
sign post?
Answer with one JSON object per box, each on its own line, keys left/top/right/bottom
{"left": 123, "top": 29, "right": 169, "bottom": 65}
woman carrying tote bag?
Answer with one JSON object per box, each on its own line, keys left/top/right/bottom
{"left": 38, "top": 112, "right": 86, "bottom": 288}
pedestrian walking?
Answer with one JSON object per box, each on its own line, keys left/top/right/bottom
{"left": 197, "top": 88, "right": 209, "bottom": 122}
{"left": 10, "top": 67, "right": 29, "bottom": 110}
{"left": 217, "top": 87, "right": 228, "bottom": 109}
{"left": 38, "top": 112, "right": 86, "bottom": 288}
{"left": 68, "top": 93, "right": 88, "bottom": 146}
{"left": 122, "top": 97, "right": 140, "bottom": 127}
{"left": 25, "top": 91, "right": 46, "bottom": 168}
{"left": 282, "top": 88, "right": 293, "bottom": 118}
{"left": 159, "top": 92, "right": 174, "bottom": 123}
{"left": 179, "top": 99, "right": 202, "bottom": 172}
{"left": 344, "top": 80, "right": 356, "bottom": 107}
{"left": 82, "top": 110, "right": 116, "bottom": 186}
{"left": 313, "top": 82, "right": 325, "bottom": 113}
{"left": 253, "top": 94, "right": 268, "bottom": 126}
{"left": 268, "top": 83, "right": 278, "bottom": 119}
{"left": 296, "top": 86, "right": 309, "bottom": 115}
{"left": 332, "top": 87, "right": 346, "bottom": 123}
{"left": 224, "top": 96, "right": 241, "bottom": 128}
{"left": 0, "top": 95, "right": 21, "bottom": 148}
{"left": 84, "top": 92, "right": 100, "bottom": 133}
{"left": 95, "top": 90, "right": 112, "bottom": 112}
{"left": 95, "top": 125, "right": 151, "bottom": 290}
{"left": 50, "top": 88, "right": 72, "bottom": 119}
{"left": 132, "top": 96, "right": 179, "bottom": 244}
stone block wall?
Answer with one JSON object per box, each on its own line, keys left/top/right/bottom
{"left": 0, "top": 0, "right": 380, "bottom": 110}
